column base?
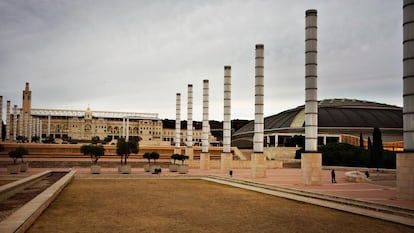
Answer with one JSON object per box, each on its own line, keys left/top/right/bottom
{"left": 397, "top": 153, "right": 414, "bottom": 200}
{"left": 174, "top": 147, "right": 182, "bottom": 155}
{"left": 221, "top": 153, "right": 233, "bottom": 173}
{"left": 301, "top": 152, "right": 322, "bottom": 185}
{"left": 251, "top": 153, "right": 266, "bottom": 178}
{"left": 185, "top": 147, "right": 194, "bottom": 160}
{"left": 200, "top": 152, "right": 210, "bottom": 170}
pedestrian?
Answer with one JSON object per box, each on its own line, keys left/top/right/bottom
{"left": 331, "top": 169, "right": 336, "bottom": 183}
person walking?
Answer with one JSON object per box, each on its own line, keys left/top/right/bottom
{"left": 331, "top": 169, "right": 336, "bottom": 183}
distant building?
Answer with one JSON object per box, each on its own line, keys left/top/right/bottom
{"left": 4, "top": 83, "right": 215, "bottom": 145}
{"left": 232, "top": 99, "right": 403, "bottom": 151}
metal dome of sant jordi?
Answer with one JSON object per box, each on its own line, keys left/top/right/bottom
{"left": 232, "top": 99, "right": 402, "bottom": 149}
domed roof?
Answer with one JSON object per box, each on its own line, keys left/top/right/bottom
{"left": 233, "top": 99, "right": 402, "bottom": 136}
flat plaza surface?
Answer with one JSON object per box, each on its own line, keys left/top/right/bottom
{"left": 26, "top": 179, "right": 412, "bottom": 233}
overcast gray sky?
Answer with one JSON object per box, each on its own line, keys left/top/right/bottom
{"left": 0, "top": 0, "right": 403, "bottom": 121}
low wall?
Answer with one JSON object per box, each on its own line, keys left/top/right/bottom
{"left": 0, "top": 143, "right": 226, "bottom": 159}
{"left": 187, "top": 159, "right": 283, "bottom": 169}
{"left": 264, "top": 147, "right": 298, "bottom": 160}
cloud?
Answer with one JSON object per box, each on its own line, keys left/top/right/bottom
{"left": 0, "top": 0, "right": 403, "bottom": 122}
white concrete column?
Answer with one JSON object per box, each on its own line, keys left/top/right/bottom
{"left": 305, "top": 9, "right": 318, "bottom": 152}
{"left": 36, "top": 118, "right": 40, "bottom": 137}
{"left": 30, "top": 116, "right": 35, "bottom": 140}
{"left": 19, "top": 111, "right": 23, "bottom": 138}
{"left": 47, "top": 115, "right": 51, "bottom": 137}
{"left": 39, "top": 119, "right": 43, "bottom": 141}
{"left": 221, "top": 66, "right": 233, "bottom": 173}
{"left": 175, "top": 93, "right": 181, "bottom": 154}
{"left": 223, "top": 66, "right": 232, "bottom": 153}
{"left": 302, "top": 9, "right": 322, "bottom": 186}
{"left": 6, "top": 100, "right": 10, "bottom": 141}
{"left": 251, "top": 44, "right": 266, "bottom": 178}
{"left": 126, "top": 118, "right": 130, "bottom": 141}
{"left": 23, "top": 113, "right": 28, "bottom": 139}
{"left": 202, "top": 80, "right": 210, "bottom": 153}
{"left": 12, "top": 105, "right": 17, "bottom": 141}
{"left": 186, "top": 84, "right": 194, "bottom": 159}
{"left": 122, "top": 117, "right": 125, "bottom": 139}
{"left": 200, "top": 80, "right": 210, "bottom": 169}
{"left": 398, "top": 0, "right": 414, "bottom": 200}
{"left": 403, "top": 0, "right": 414, "bottom": 151}
{"left": 27, "top": 114, "right": 31, "bottom": 140}
{"left": 253, "top": 45, "right": 264, "bottom": 153}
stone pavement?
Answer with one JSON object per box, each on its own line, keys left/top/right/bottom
{"left": 1, "top": 164, "right": 414, "bottom": 228}
{"left": 1, "top": 165, "right": 412, "bottom": 210}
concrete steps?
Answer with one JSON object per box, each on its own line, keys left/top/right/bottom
{"left": 204, "top": 175, "right": 414, "bottom": 227}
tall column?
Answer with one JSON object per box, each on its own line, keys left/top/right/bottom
{"left": 126, "top": 118, "right": 130, "bottom": 141}
{"left": 28, "top": 115, "right": 33, "bottom": 142}
{"left": 13, "top": 105, "right": 17, "bottom": 141}
{"left": 47, "top": 115, "right": 51, "bottom": 137}
{"left": 0, "top": 96, "right": 2, "bottom": 141}
{"left": 185, "top": 84, "right": 194, "bottom": 159}
{"left": 23, "top": 112, "right": 29, "bottom": 140}
{"left": 301, "top": 9, "right": 322, "bottom": 185}
{"left": 221, "top": 66, "right": 233, "bottom": 173}
{"left": 398, "top": 0, "right": 414, "bottom": 200}
{"left": 19, "top": 111, "right": 23, "bottom": 138}
{"left": 36, "top": 118, "right": 40, "bottom": 137}
{"left": 39, "top": 120, "right": 43, "bottom": 141}
{"left": 251, "top": 44, "right": 266, "bottom": 178}
{"left": 122, "top": 117, "right": 126, "bottom": 139}
{"left": 6, "top": 100, "right": 11, "bottom": 141}
{"left": 175, "top": 93, "right": 181, "bottom": 154}
{"left": 200, "top": 80, "right": 210, "bottom": 169}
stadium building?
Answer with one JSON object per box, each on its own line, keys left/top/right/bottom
{"left": 232, "top": 98, "right": 403, "bottom": 151}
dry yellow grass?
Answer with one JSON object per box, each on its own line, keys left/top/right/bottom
{"left": 28, "top": 179, "right": 412, "bottom": 233}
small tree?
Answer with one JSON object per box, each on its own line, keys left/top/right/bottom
{"left": 150, "top": 151, "right": 160, "bottom": 164}
{"left": 372, "top": 127, "right": 384, "bottom": 168}
{"left": 359, "top": 133, "right": 364, "bottom": 149}
{"left": 9, "top": 146, "right": 28, "bottom": 164}
{"left": 81, "top": 144, "right": 105, "bottom": 164}
{"left": 171, "top": 153, "right": 180, "bottom": 164}
{"left": 116, "top": 138, "right": 138, "bottom": 165}
{"left": 177, "top": 154, "right": 189, "bottom": 165}
{"left": 143, "top": 152, "right": 152, "bottom": 165}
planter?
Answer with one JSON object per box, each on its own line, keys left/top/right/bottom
{"left": 20, "top": 162, "right": 29, "bottom": 172}
{"left": 169, "top": 164, "right": 178, "bottom": 172}
{"left": 119, "top": 165, "right": 131, "bottom": 174}
{"left": 150, "top": 165, "right": 161, "bottom": 174}
{"left": 144, "top": 164, "right": 151, "bottom": 172}
{"left": 7, "top": 164, "right": 21, "bottom": 174}
{"left": 91, "top": 165, "right": 101, "bottom": 174}
{"left": 178, "top": 164, "right": 189, "bottom": 174}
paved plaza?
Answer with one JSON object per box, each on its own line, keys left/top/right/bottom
{"left": 1, "top": 161, "right": 413, "bottom": 231}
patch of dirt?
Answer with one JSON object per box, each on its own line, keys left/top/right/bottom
{"left": 27, "top": 179, "right": 412, "bottom": 233}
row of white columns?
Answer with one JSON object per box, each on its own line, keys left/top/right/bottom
{"left": 0, "top": 97, "right": 44, "bottom": 142}
{"left": 121, "top": 117, "right": 130, "bottom": 141}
